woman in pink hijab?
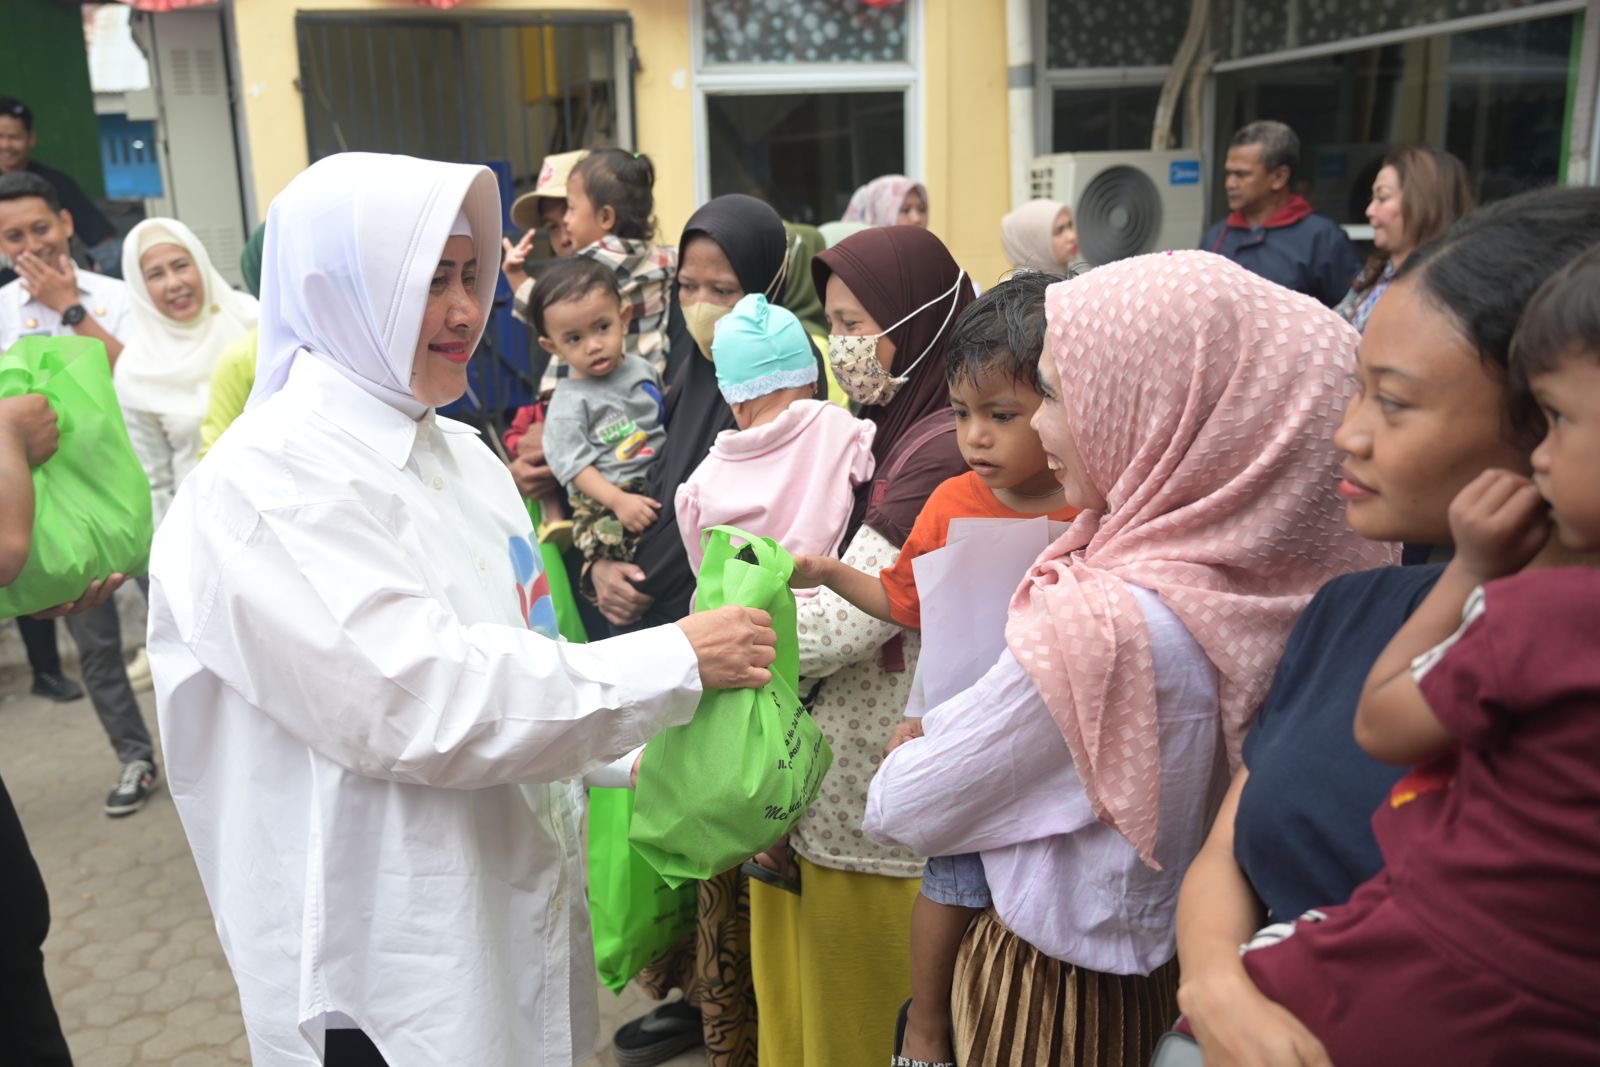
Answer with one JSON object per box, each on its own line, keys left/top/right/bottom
{"left": 864, "top": 251, "right": 1393, "bottom": 1066}
{"left": 842, "top": 174, "right": 929, "bottom": 228}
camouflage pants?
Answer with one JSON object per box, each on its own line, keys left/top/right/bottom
{"left": 571, "top": 478, "right": 646, "bottom": 563}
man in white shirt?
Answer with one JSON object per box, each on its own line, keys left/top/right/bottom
{"left": 0, "top": 171, "right": 159, "bottom": 818}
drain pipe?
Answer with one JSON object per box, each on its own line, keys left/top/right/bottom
{"left": 1005, "top": 0, "right": 1034, "bottom": 208}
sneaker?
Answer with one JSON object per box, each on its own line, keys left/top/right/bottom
{"left": 31, "top": 671, "right": 84, "bottom": 703}
{"left": 125, "top": 647, "right": 153, "bottom": 693}
{"left": 105, "top": 760, "right": 159, "bottom": 818}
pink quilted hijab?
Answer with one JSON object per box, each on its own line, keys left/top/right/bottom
{"left": 1005, "top": 251, "right": 1396, "bottom": 866}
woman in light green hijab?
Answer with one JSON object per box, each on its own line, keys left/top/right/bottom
{"left": 782, "top": 221, "right": 849, "bottom": 407}
{"left": 199, "top": 223, "right": 266, "bottom": 456}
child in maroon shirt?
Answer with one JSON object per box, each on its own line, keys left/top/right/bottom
{"left": 1232, "top": 249, "right": 1600, "bottom": 1065}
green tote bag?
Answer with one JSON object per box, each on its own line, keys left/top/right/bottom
{"left": 629, "top": 526, "right": 833, "bottom": 888}
{"left": 0, "top": 336, "right": 152, "bottom": 617}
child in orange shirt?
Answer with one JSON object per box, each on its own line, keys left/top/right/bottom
{"left": 792, "top": 271, "right": 1077, "bottom": 1067}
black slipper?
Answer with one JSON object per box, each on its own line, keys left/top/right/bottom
{"left": 891, "top": 998, "right": 957, "bottom": 1067}
{"left": 612, "top": 999, "right": 703, "bottom": 1067}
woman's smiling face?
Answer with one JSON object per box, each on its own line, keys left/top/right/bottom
{"left": 410, "top": 234, "right": 483, "bottom": 408}
{"left": 141, "top": 242, "right": 205, "bottom": 322}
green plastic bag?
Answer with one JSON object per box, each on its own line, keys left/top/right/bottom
{"left": 629, "top": 526, "right": 833, "bottom": 888}
{"left": 587, "top": 786, "right": 697, "bottom": 992}
{"left": 0, "top": 336, "right": 152, "bottom": 617}
{"left": 523, "top": 498, "right": 587, "bottom": 643}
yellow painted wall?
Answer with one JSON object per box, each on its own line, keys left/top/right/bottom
{"left": 921, "top": 0, "right": 1012, "bottom": 288}
{"left": 228, "top": 0, "right": 1011, "bottom": 281}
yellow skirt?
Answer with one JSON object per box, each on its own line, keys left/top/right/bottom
{"left": 750, "top": 856, "right": 921, "bottom": 1067}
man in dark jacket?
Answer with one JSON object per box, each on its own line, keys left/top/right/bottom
{"left": 0, "top": 97, "right": 120, "bottom": 285}
{"left": 1201, "top": 120, "right": 1360, "bottom": 307}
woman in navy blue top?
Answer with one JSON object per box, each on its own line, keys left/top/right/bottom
{"left": 1174, "top": 186, "right": 1600, "bottom": 1067}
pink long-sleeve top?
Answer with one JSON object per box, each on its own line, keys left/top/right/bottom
{"left": 863, "top": 583, "right": 1225, "bottom": 975}
{"left": 675, "top": 399, "right": 875, "bottom": 574}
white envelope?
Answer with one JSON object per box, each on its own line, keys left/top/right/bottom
{"left": 905, "top": 515, "right": 1062, "bottom": 715}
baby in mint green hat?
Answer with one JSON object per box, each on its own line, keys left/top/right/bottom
{"left": 675, "top": 293, "right": 876, "bottom": 575}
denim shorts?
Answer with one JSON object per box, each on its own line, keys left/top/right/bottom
{"left": 921, "top": 852, "right": 992, "bottom": 908}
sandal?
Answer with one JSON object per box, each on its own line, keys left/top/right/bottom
{"left": 891, "top": 998, "right": 956, "bottom": 1067}
{"left": 612, "top": 999, "right": 703, "bottom": 1067}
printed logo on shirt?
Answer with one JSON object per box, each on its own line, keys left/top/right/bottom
{"left": 597, "top": 410, "right": 655, "bottom": 465}
{"left": 639, "top": 379, "right": 665, "bottom": 423}
{"left": 1388, "top": 750, "right": 1458, "bottom": 809}
{"left": 508, "top": 533, "right": 559, "bottom": 638}
{"left": 595, "top": 411, "right": 638, "bottom": 446}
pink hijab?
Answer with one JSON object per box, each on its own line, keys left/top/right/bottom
{"left": 1006, "top": 251, "right": 1395, "bottom": 866}
{"left": 843, "top": 175, "right": 926, "bottom": 227}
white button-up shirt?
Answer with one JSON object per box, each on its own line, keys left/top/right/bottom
{"left": 148, "top": 355, "right": 702, "bottom": 1066}
{"left": 0, "top": 269, "right": 129, "bottom": 352}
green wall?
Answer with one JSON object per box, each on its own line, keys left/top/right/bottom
{"left": 0, "top": 0, "right": 105, "bottom": 198}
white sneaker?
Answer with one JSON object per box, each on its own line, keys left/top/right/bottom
{"left": 125, "top": 647, "right": 152, "bottom": 693}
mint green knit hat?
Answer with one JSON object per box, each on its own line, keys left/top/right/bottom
{"left": 711, "top": 293, "right": 818, "bottom": 405}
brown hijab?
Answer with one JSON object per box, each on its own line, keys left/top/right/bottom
{"left": 813, "top": 226, "right": 974, "bottom": 544}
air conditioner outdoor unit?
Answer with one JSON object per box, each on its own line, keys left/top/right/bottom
{"left": 1029, "top": 151, "right": 1206, "bottom": 266}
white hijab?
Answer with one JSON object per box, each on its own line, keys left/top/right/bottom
{"left": 116, "top": 217, "right": 260, "bottom": 418}
{"left": 248, "top": 152, "right": 501, "bottom": 418}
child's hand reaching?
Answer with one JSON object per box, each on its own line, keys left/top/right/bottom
{"left": 789, "top": 554, "right": 829, "bottom": 589}
{"left": 884, "top": 717, "right": 923, "bottom": 758}
{"left": 612, "top": 491, "right": 661, "bottom": 533}
{"left": 1448, "top": 469, "right": 1550, "bottom": 583}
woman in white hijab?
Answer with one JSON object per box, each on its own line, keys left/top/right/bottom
{"left": 117, "top": 217, "right": 258, "bottom": 524}
{"left": 145, "top": 153, "right": 776, "bottom": 1067}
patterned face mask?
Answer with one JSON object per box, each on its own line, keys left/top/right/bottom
{"left": 826, "top": 270, "right": 967, "bottom": 407}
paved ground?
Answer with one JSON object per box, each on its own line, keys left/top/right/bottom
{"left": 2, "top": 654, "right": 703, "bottom": 1066}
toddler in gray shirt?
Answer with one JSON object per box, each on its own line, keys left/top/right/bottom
{"left": 532, "top": 258, "right": 666, "bottom": 563}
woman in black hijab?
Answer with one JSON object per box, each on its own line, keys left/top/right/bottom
{"left": 586, "top": 194, "right": 816, "bottom": 633}
{"left": 599, "top": 194, "right": 819, "bottom": 1067}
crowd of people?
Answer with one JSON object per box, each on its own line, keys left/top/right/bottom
{"left": 1, "top": 89, "right": 1597, "bottom": 1067}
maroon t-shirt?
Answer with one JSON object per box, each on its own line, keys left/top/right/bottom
{"left": 1376, "top": 567, "right": 1600, "bottom": 1012}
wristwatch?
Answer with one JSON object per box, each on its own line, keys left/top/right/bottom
{"left": 61, "top": 304, "right": 87, "bottom": 327}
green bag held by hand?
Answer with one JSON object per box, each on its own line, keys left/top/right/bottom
{"left": 588, "top": 786, "right": 696, "bottom": 992}
{"left": 0, "top": 336, "right": 152, "bottom": 617}
{"left": 630, "top": 526, "right": 833, "bottom": 888}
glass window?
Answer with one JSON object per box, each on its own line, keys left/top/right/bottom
{"left": 1046, "top": 0, "right": 1188, "bottom": 69}
{"left": 706, "top": 90, "right": 906, "bottom": 223}
{"left": 1210, "top": 13, "right": 1577, "bottom": 223}
{"left": 1213, "top": 0, "right": 1536, "bottom": 60}
{"left": 702, "top": 0, "right": 908, "bottom": 65}
{"left": 1051, "top": 85, "right": 1168, "bottom": 153}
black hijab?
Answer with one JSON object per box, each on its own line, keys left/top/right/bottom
{"left": 626, "top": 194, "right": 803, "bottom": 628}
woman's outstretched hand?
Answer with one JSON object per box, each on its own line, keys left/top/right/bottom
{"left": 676, "top": 606, "right": 777, "bottom": 690}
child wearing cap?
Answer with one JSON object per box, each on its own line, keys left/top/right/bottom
{"left": 675, "top": 293, "right": 875, "bottom": 577}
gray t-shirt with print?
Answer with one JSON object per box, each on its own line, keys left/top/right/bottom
{"left": 542, "top": 354, "right": 666, "bottom": 489}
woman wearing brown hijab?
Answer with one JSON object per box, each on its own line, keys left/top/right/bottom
{"left": 748, "top": 225, "right": 974, "bottom": 1067}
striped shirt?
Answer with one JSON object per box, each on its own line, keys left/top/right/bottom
{"left": 513, "top": 235, "right": 677, "bottom": 370}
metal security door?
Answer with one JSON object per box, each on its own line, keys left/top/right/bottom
{"left": 295, "top": 12, "right": 635, "bottom": 421}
